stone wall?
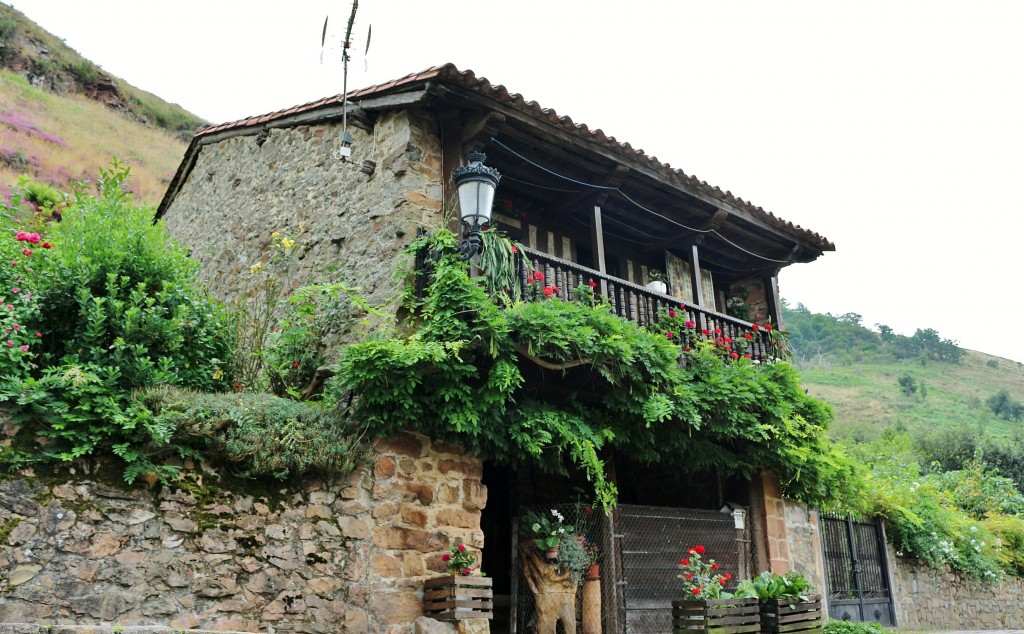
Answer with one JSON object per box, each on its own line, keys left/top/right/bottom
{"left": 889, "top": 546, "right": 1024, "bottom": 629}
{"left": 0, "top": 433, "right": 488, "bottom": 633}
{"left": 162, "top": 108, "right": 445, "bottom": 321}
{"left": 753, "top": 474, "right": 827, "bottom": 609}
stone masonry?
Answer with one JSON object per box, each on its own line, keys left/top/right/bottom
{"left": 162, "top": 108, "right": 446, "bottom": 320}
{"left": 0, "top": 433, "right": 488, "bottom": 633}
{"left": 889, "top": 544, "right": 1024, "bottom": 629}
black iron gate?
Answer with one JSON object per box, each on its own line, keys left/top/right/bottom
{"left": 820, "top": 512, "right": 895, "bottom": 626}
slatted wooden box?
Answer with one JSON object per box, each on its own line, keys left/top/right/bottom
{"left": 759, "top": 595, "right": 824, "bottom": 634}
{"left": 423, "top": 575, "right": 494, "bottom": 621}
{"left": 672, "top": 597, "right": 761, "bottom": 634}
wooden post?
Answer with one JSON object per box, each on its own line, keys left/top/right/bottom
{"left": 687, "top": 244, "right": 705, "bottom": 309}
{"left": 591, "top": 206, "right": 608, "bottom": 297}
{"left": 440, "top": 111, "right": 463, "bottom": 235}
{"left": 764, "top": 272, "right": 784, "bottom": 329}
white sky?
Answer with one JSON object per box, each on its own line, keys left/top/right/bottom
{"left": 14, "top": 0, "right": 1024, "bottom": 362}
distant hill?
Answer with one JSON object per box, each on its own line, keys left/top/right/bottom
{"left": 0, "top": 2, "right": 206, "bottom": 204}
{"left": 784, "top": 303, "right": 1024, "bottom": 443}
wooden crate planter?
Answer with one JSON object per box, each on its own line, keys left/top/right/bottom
{"left": 672, "top": 597, "right": 761, "bottom": 634}
{"left": 759, "top": 595, "right": 824, "bottom": 634}
{"left": 423, "top": 575, "right": 494, "bottom": 621}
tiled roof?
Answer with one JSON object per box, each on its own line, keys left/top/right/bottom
{"left": 188, "top": 64, "right": 833, "bottom": 251}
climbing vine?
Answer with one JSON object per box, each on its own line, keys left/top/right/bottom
{"left": 333, "top": 230, "right": 855, "bottom": 511}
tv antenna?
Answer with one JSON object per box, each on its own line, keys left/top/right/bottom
{"left": 321, "top": 1, "right": 371, "bottom": 161}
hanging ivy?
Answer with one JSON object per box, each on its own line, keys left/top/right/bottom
{"left": 332, "top": 230, "right": 855, "bottom": 511}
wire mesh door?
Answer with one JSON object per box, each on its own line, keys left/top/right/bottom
{"left": 613, "top": 504, "right": 750, "bottom": 633}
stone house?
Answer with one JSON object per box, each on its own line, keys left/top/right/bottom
{"left": 158, "top": 63, "right": 835, "bottom": 631}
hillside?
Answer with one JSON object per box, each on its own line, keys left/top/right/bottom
{"left": 0, "top": 2, "right": 205, "bottom": 204}
{"left": 785, "top": 303, "right": 1024, "bottom": 445}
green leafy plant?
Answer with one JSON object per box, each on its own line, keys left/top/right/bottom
{"left": 521, "top": 508, "right": 573, "bottom": 550}
{"left": 334, "top": 229, "right": 854, "bottom": 510}
{"left": 556, "top": 533, "right": 591, "bottom": 585}
{"left": 140, "top": 387, "right": 370, "bottom": 481}
{"left": 0, "top": 162, "right": 234, "bottom": 482}
{"left": 677, "top": 544, "right": 734, "bottom": 600}
{"left": 822, "top": 620, "right": 887, "bottom": 634}
{"left": 735, "top": 570, "right": 813, "bottom": 603}
{"left": 441, "top": 543, "right": 480, "bottom": 576}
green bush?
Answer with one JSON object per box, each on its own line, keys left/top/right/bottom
{"left": 139, "top": 387, "right": 370, "bottom": 480}
{"left": 65, "top": 59, "right": 98, "bottom": 84}
{"left": 823, "top": 620, "right": 887, "bottom": 634}
{"left": 1, "top": 163, "right": 233, "bottom": 481}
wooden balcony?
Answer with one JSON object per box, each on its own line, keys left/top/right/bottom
{"left": 413, "top": 240, "right": 773, "bottom": 363}
{"left": 516, "top": 247, "right": 771, "bottom": 363}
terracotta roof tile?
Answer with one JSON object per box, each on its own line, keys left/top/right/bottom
{"left": 186, "top": 63, "right": 832, "bottom": 250}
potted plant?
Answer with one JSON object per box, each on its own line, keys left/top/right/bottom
{"left": 735, "top": 571, "right": 822, "bottom": 634}
{"left": 671, "top": 544, "right": 759, "bottom": 633}
{"left": 521, "top": 509, "right": 572, "bottom": 560}
{"left": 423, "top": 543, "right": 493, "bottom": 621}
{"left": 646, "top": 268, "right": 668, "bottom": 294}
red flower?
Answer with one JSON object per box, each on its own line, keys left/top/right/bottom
{"left": 730, "top": 352, "right": 739, "bottom": 360}
{"left": 724, "top": 573, "right": 733, "bottom": 580}
{"left": 666, "top": 331, "right": 673, "bottom": 339}
{"left": 683, "top": 346, "right": 691, "bottom": 352}
{"left": 21, "top": 249, "right": 31, "bottom": 257}
{"left": 511, "top": 245, "right": 518, "bottom": 253}
{"left": 680, "top": 558, "right": 690, "bottom": 566}
{"left": 701, "top": 329, "right": 709, "bottom": 336}
{"left": 293, "top": 361, "right": 300, "bottom": 368}
{"left": 743, "top": 333, "right": 753, "bottom": 340}
{"left": 463, "top": 568, "right": 472, "bottom": 576}
{"left": 668, "top": 309, "right": 676, "bottom": 318}
{"left": 692, "top": 545, "right": 706, "bottom": 555}
{"left": 543, "top": 285, "right": 556, "bottom": 297}
{"left": 765, "top": 324, "right": 773, "bottom": 331}
{"left": 684, "top": 573, "right": 693, "bottom": 580}
{"left": 711, "top": 562, "right": 719, "bottom": 570}
{"left": 534, "top": 271, "right": 545, "bottom": 282}
{"left": 42, "top": 242, "right": 53, "bottom": 249}
{"left": 691, "top": 587, "right": 701, "bottom": 596}
{"left": 441, "top": 553, "right": 451, "bottom": 562}
{"left": 743, "top": 353, "right": 752, "bottom": 359}
{"left": 457, "top": 544, "right": 466, "bottom": 552}
{"left": 724, "top": 337, "right": 732, "bottom": 344}
{"left": 588, "top": 280, "right": 597, "bottom": 288}
{"left": 719, "top": 577, "right": 728, "bottom": 585}
{"left": 713, "top": 328, "right": 722, "bottom": 335}
{"left": 751, "top": 324, "right": 760, "bottom": 332}
{"left": 527, "top": 276, "right": 535, "bottom": 284}
{"left": 685, "top": 320, "right": 695, "bottom": 329}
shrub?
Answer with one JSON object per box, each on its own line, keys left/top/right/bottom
{"left": 1, "top": 163, "right": 233, "bottom": 481}
{"left": 823, "top": 620, "right": 887, "bottom": 634}
{"left": 139, "top": 387, "right": 370, "bottom": 481}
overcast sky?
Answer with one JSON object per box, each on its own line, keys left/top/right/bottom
{"left": 14, "top": 0, "right": 1024, "bottom": 362}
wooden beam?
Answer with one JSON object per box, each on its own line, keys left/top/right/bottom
{"left": 687, "top": 244, "right": 705, "bottom": 308}
{"left": 764, "top": 273, "right": 784, "bottom": 329}
{"left": 591, "top": 206, "right": 607, "bottom": 296}
{"left": 461, "top": 111, "right": 507, "bottom": 153}
{"left": 355, "top": 88, "right": 432, "bottom": 112}
{"left": 440, "top": 111, "right": 463, "bottom": 233}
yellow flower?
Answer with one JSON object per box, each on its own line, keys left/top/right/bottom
{"left": 250, "top": 262, "right": 263, "bottom": 274}
{"left": 281, "top": 238, "right": 295, "bottom": 250}
{"left": 271, "top": 231, "right": 281, "bottom": 239}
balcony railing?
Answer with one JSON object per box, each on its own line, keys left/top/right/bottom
{"left": 413, "top": 240, "right": 770, "bottom": 363}
{"left": 516, "top": 247, "right": 769, "bottom": 362}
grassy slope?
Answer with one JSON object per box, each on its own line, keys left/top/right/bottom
{"left": 797, "top": 348, "right": 1024, "bottom": 442}
{"left": 0, "top": 70, "right": 186, "bottom": 205}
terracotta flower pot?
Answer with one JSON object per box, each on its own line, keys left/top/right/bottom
{"left": 586, "top": 563, "right": 600, "bottom": 580}
{"left": 545, "top": 546, "right": 559, "bottom": 560}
